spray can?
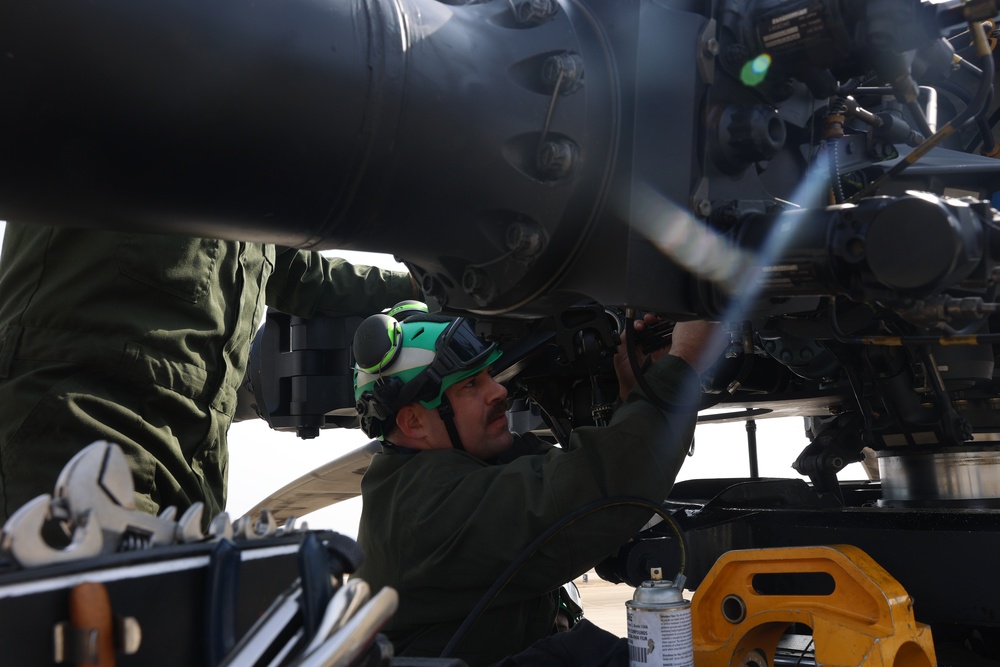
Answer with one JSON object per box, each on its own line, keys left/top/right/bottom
{"left": 626, "top": 572, "right": 693, "bottom": 667}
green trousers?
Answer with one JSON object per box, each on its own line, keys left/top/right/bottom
{"left": 0, "top": 224, "right": 414, "bottom": 523}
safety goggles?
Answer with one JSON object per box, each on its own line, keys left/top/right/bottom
{"left": 428, "top": 318, "right": 497, "bottom": 380}
{"left": 397, "top": 317, "right": 498, "bottom": 406}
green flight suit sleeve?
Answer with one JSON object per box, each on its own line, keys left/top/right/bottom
{"left": 265, "top": 247, "right": 416, "bottom": 317}
{"left": 496, "top": 432, "right": 558, "bottom": 462}
{"left": 390, "top": 355, "right": 700, "bottom": 612}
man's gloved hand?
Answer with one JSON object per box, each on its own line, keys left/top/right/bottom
{"left": 613, "top": 313, "right": 674, "bottom": 401}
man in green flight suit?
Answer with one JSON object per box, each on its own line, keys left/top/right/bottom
{"left": 0, "top": 223, "right": 418, "bottom": 523}
{"left": 350, "top": 308, "right": 720, "bottom": 666}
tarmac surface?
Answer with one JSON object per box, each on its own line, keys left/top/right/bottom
{"left": 573, "top": 571, "right": 634, "bottom": 638}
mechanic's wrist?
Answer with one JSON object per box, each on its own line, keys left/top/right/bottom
{"left": 636, "top": 354, "right": 701, "bottom": 406}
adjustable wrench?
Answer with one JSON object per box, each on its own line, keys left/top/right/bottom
{"left": 1, "top": 441, "right": 209, "bottom": 567}
{"left": 53, "top": 441, "right": 180, "bottom": 551}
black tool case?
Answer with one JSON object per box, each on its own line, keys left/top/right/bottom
{"left": 0, "top": 531, "right": 323, "bottom": 666}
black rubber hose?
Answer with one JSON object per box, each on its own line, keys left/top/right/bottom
{"left": 440, "top": 496, "right": 686, "bottom": 659}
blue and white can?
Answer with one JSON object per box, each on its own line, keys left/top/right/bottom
{"left": 625, "top": 575, "right": 693, "bottom": 667}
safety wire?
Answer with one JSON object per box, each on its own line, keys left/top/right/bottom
{"left": 439, "top": 496, "right": 687, "bottom": 658}
{"left": 464, "top": 40, "right": 566, "bottom": 275}
{"left": 538, "top": 67, "right": 565, "bottom": 148}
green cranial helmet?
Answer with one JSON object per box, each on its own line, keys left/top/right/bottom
{"left": 353, "top": 310, "right": 502, "bottom": 440}
{"left": 381, "top": 299, "right": 428, "bottom": 322}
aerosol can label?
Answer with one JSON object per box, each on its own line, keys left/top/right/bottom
{"left": 626, "top": 578, "right": 693, "bottom": 667}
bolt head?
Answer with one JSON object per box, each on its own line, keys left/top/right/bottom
{"left": 536, "top": 140, "right": 576, "bottom": 179}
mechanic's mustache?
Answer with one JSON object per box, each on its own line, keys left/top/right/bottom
{"left": 487, "top": 405, "right": 508, "bottom": 424}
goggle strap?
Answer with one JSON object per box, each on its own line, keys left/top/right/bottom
{"left": 438, "top": 395, "right": 466, "bottom": 452}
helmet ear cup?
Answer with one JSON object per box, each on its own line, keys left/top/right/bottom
{"left": 353, "top": 314, "right": 403, "bottom": 374}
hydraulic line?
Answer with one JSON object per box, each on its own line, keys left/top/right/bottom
{"left": 848, "top": 20, "right": 996, "bottom": 203}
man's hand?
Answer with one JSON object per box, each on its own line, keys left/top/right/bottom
{"left": 668, "top": 320, "right": 725, "bottom": 375}
{"left": 614, "top": 317, "right": 724, "bottom": 400}
{"left": 613, "top": 313, "right": 673, "bottom": 400}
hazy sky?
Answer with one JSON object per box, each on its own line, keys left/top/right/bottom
{"left": 0, "top": 220, "right": 857, "bottom": 538}
{"left": 220, "top": 248, "right": 838, "bottom": 538}
{"left": 225, "top": 401, "right": 832, "bottom": 539}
